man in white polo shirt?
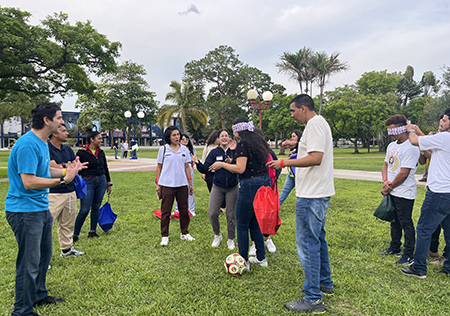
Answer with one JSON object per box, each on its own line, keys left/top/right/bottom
{"left": 401, "top": 108, "right": 450, "bottom": 278}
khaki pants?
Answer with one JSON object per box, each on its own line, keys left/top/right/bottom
{"left": 49, "top": 191, "right": 77, "bottom": 250}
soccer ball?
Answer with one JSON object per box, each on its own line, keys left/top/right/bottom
{"left": 224, "top": 253, "right": 246, "bottom": 276}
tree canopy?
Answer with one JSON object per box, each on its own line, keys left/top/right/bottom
{"left": 0, "top": 7, "right": 121, "bottom": 98}
{"left": 158, "top": 80, "right": 207, "bottom": 133}
{"left": 183, "top": 45, "right": 285, "bottom": 129}
{"left": 76, "top": 61, "right": 158, "bottom": 138}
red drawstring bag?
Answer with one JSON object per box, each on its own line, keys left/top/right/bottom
{"left": 253, "top": 182, "right": 281, "bottom": 235}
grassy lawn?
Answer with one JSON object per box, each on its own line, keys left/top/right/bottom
{"left": 0, "top": 171, "right": 446, "bottom": 315}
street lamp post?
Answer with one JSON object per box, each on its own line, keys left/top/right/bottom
{"left": 247, "top": 89, "right": 273, "bottom": 129}
{"left": 124, "top": 110, "right": 145, "bottom": 140}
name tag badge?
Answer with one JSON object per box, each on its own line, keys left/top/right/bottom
{"left": 217, "top": 156, "right": 223, "bottom": 161}
{"left": 165, "top": 154, "right": 171, "bottom": 157}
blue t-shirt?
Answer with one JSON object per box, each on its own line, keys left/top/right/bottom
{"left": 5, "top": 131, "right": 51, "bottom": 212}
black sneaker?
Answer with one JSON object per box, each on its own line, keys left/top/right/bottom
{"left": 88, "top": 231, "right": 99, "bottom": 238}
{"left": 396, "top": 254, "right": 414, "bottom": 265}
{"left": 34, "top": 296, "right": 65, "bottom": 307}
{"left": 401, "top": 266, "right": 426, "bottom": 279}
{"left": 285, "top": 298, "right": 325, "bottom": 314}
{"left": 320, "top": 285, "right": 334, "bottom": 296}
{"left": 377, "top": 248, "right": 402, "bottom": 257}
{"left": 434, "top": 267, "right": 450, "bottom": 275}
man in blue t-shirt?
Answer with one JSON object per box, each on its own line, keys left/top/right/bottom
{"left": 5, "top": 103, "right": 86, "bottom": 316}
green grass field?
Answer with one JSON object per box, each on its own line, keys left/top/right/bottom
{"left": 0, "top": 170, "right": 446, "bottom": 315}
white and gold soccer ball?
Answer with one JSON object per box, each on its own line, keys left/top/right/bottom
{"left": 224, "top": 253, "right": 246, "bottom": 276}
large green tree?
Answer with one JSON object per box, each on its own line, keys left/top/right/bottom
{"left": 397, "top": 65, "right": 422, "bottom": 108}
{"left": 183, "top": 45, "right": 284, "bottom": 129}
{"left": 0, "top": 7, "right": 121, "bottom": 98}
{"left": 275, "top": 47, "right": 315, "bottom": 95}
{"left": 76, "top": 61, "right": 158, "bottom": 140}
{"left": 311, "top": 51, "right": 349, "bottom": 115}
{"left": 158, "top": 80, "right": 207, "bottom": 133}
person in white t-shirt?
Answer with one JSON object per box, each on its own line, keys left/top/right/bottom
{"left": 378, "top": 115, "right": 420, "bottom": 265}
{"left": 155, "top": 126, "right": 194, "bottom": 246}
{"left": 267, "top": 94, "right": 334, "bottom": 313}
{"left": 401, "top": 109, "right": 450, "bottom": 278}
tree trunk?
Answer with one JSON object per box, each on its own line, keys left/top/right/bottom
{"left": 221, "top": 112, "right": 225, "bottom": 129}
{"left": 275, "top": 131, "right": 279, "bottom": 149}
{"left": 318, "top": 85, "right": 324, "bottom": 115}
{"left": 351, "top": 139, "right": 360, "bottom": 154}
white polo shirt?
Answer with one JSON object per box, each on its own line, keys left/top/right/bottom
{"left": 157, "top": 144, "right": 191, "bottom": 188}
{"left": 418, "top": 132, "right": 450, "bottom": 193}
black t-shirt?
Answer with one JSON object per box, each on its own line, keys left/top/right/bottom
{"left": 234, "top": 139, "right": 267, "bottom": 179}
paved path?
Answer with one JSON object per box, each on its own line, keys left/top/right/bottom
{"left": 105, "top": 156, "right": 427, "bottom": 186}
{"left": 0, "top": 157, "right": 426, "bottom": 186}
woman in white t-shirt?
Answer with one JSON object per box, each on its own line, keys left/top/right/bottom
{"left": 156, "top": 126, "right": 194, "bottom": 246}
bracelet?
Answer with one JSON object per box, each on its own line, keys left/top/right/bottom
{"left": 187, "top": 177, "right": 192, "bottom": 181}
{"left": 419, "top": 133, "right": 424, "bottom": 136}
{"left": 383, "top": 179, "right": 388, "bottom": 182}
{"left": 408, "top": 129, "right": 415, "bottom": 133}
{"left": 62, "top": 169, "right": 66, "bottom": 177}
{"left": 280, "top": 159, "right": 284, "bottom": 168}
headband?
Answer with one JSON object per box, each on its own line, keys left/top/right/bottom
{"left": 387, "top": 126, "right": 407, "bottom": 135}
{"left": 387, "top": 120, "right": 411, "bottom": 136}
{"left": 232, "top": 121, "right": 254, "bottom": 133}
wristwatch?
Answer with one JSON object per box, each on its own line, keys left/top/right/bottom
{"left": 60, "top": 177, "right": 67, "bottom": 186}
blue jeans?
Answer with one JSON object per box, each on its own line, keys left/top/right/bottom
{"left": 114, "top": 148, "right": 118, "bottom": 159}
{"left": 296, "top": 197, "right": 333, "bottom": 302}
{"left": 74, "top": 175, "right": 107, "bottom": 236}
{"left": 236, "top": 175, "right": 271, "bottom": 262}
{"left": 6, "top": 210, "right": 53, "bottom": 316}
{"left": 279, "top": 175, "right": 295, "bottom": 206}
{"left": 413, "top": 190, "right": 450, "bottom": 274}
{"left": 131, "top": 150, "right": 138, "bottom": 159}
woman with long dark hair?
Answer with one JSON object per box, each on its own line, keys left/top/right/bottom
{"left": 210, "top": 117, "right": 271, "bottom": 270}
{"left": 156, "top": 126, "right": 194, "bottom": 246}
{"left": 73, "top": 129, "right": 112, "bottom": 241}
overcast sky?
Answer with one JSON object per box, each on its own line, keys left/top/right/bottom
{"left": 4, "top": 0, "right": 450, "bottom": 112}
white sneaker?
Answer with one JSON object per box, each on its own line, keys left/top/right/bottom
{"left": 60, "top": 246, "right": 85, "bottom": 257}
{"left": 160, "top": 237, "right": 169, "bottom": 246}
{"left": 249, "top": 257, "right": 268, "bottom": 267}
{"left": 245, "top": 262, "right": 250, "bottom": 272}
{"left": 249, "top": 244, "right": 256, "bottom": 256}
{"left": 180, "top": 233, "right": 195, "bottom": 241}
{"left": 265, "top": 237, "right": 277, "bottom": 253}
{"left": 227, "top": 239, "right": 235, "bottom": 250}
{"left": 211, "top": 234, "right": 222, "bottom": 247}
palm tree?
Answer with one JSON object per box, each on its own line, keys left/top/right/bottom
{"left": 311, "top": 51, "right": 349, "bottom": 115}
{"left": 158, "top": 80, "right": 207, "bottom": 133}
{"left": 275, "top": 47, "right": 315, "bottom": 95}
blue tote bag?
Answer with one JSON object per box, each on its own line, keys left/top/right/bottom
{"left": 98, "top": 196, "right": 117, "bottom": 232}
{"left": 72, "top": 174, "right": 87, "bottom": 199}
